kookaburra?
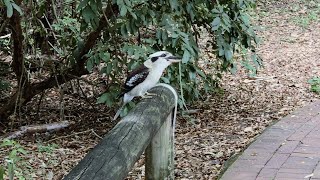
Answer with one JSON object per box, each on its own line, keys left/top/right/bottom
{"left": 113, "top": 51, "right": 181, "bottom": 120}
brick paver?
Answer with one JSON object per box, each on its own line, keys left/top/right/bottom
{"left": 220, "top": 101, "right": 320, "bottom": 180}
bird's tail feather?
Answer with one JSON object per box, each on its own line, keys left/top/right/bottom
{"left": 113, "top": 104, "right": 125, "bottom": 121}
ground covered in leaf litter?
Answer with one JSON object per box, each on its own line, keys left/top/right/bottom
{"left": 1, "top": 0, "right": 320, "bottom": 179}
{"left": 174, "top": 1, "right": 320, "bottom": 179}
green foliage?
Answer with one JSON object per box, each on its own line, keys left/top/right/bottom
{"left": 0, "top": 139, "right": 32, "bottom": 180}
{"left": 1, "top": 0, "right": 260, "bottom": 112}
{"left": 0, "top": 166, "right": 5, "bottom": 180}
{"left": 0, "top": 80, "right": 9, "bottom": 91}
{"left": 37, "top": 143, "right": 58, "bottom": 153}
{"left": 1, "top": 0, "right": 23, "bottom": 17}
{"left": 308, "top": 77, "right": 320, "bottom": 94}
{"left": 293, "top": 13, "right": 318, "bottom": 28}
{"left": 75, "top": 0, "right": 260, "bottom": 107}
{"left": 291, "top": 0, "right": 320, "bottom": 28}
{"left": 0, "top": 37, "right": 11, "bottom": 54}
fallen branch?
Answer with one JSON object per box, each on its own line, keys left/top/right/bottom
{"left": 0, "top": 34, "right": 11, "bottom": 39}
{"left": 1, "top": 121, "right": 70, "bottom": 140}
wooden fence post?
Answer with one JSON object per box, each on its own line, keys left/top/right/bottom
{"left": 145, "top": 111, "right": 174, "bottom": 180}
{"left": 63, "top": 86, "right": 176, "bottom": 180}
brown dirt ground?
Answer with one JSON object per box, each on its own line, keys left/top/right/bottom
{"left": 1, "top": 0, "right": 320, "bottom": 179}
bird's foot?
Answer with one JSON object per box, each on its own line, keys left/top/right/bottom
{"left": 141, "top": 92, "right": 157, "bottom": 99}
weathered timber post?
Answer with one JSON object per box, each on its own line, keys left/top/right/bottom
{"left": 145, "top": 111, "right": 175, "bottom": 179}
{"left": 63, "top": 85, "right": 176, "bottom": 180}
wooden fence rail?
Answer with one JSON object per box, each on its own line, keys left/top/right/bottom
{"left": 64, "top": 85, "right": 177, "bottom": 180}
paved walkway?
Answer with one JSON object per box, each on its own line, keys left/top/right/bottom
{"left": 220, "top": 101, "right": 320, "bottom": 180}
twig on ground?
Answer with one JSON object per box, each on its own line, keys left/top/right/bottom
{"left": 46, "top": 129, "right": 92, "bottom": 143}
{"left": 36, "top": 91, "right": 45, "bottom": 118}
{"left": 91, "top": 129, "right": 103, "bottom": 139}
{"left": 77, "top": 79, "right": 98, "bottom": 111}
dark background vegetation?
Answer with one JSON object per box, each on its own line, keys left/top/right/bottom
{"left": 0, "top": 0, "right": 259, "bottom": 122}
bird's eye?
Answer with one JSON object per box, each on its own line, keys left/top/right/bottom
{"left": 151, "top": 57, "right": 158, "bottom": 62}
{"left": 151, "top": 53, "right": 168, "bottom": 62}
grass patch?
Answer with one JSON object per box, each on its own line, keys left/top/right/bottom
{"left": 308, "top": 77, "right": 320, "bottom": 94}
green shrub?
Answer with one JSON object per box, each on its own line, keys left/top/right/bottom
{"left": 308, "top": 77, "right": 320, "bottom": 94}
{"left": 78, "top": 0, "right": 261, "bottom": 106}
{"left": 0, "top": 139, "right": 32, "bottom": 180}
{"left": 0, "top": 0, "right": 261, "bottom": 119}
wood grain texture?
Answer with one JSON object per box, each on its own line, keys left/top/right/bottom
{"left": 145, "top": 112, "right": 174, "bottom": 180}
{"left": 64, "top": 86, "right": 175, "bottom": 180}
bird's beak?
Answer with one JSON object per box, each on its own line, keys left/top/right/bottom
{"left": 166, "top": 56, "right": 181, "bottom": 63}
